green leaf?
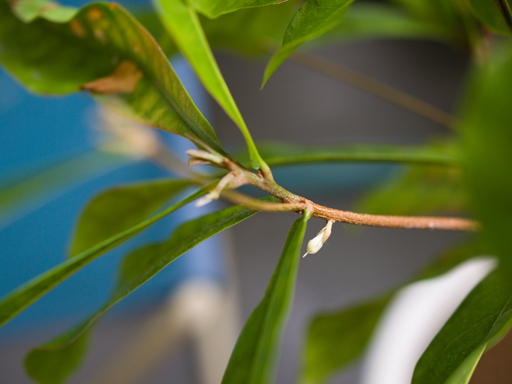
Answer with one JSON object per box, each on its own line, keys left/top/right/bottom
{"left": 444, "top": 345, "right": 485, "bottom": 384}
{"left": 357, "top": 164, "right": 466, "bottom": 216}
{"left": 25, "top": 331, "right": 89, "bottom": 384}
{"left": 69, "top": 178, "right": 192, "bottom": 257}
{"left": 134, "top": 11, "right": 178, "bottom": 58}
{"left": 463, "top": 46, "right": 512, "bottom": 274}
{"left": 187, "top": 0, "right": 280, "bottom": 19}
{"left": 0, "top": 151, "right": 128, "bottom": 230}
{"left": 222, "top": 213, "right": 310, "bottom": 384}
{"left": 412, "top": 270, "right": 512, "bottom": 384}
{"left": 263, "top": 0, "right": 355, "bottom": 86}
{"left": 12, "top": 0, "right": 76, "bottom": 22}
{"left": 467, "top": 0, "right": 512, "bottom": 35}
{"left": 301, "top": 296, "right": 391, "bottom": 384}
{"left": 152, "top": 0, "right": 266, "bottom": 170}
{"left": 0, "top": 0, "right": 224, "bottom": 153}
{"left": 136, "top": 3, "right": 297, "bottom": 58}
{"left": 25, "top": 197, "right": 272, "bottom": 384}
{"left": 310, "top": 3, "right": 456, "bottom": 45}
{"left": 0, "top": 183, "right": 214, "bottom": 328}
{"left": 236, "top": 141, "right": 458, "bottom": 168}
{"left": 201, "top": 2, "right": 297, "bottom": 56}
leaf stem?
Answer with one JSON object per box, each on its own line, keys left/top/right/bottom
{"left": 289, "top": 50, "right": 458, "bottom": 129}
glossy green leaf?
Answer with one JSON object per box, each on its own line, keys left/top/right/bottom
{"left": 69, "top": 178, "right": 192, "bottom": 257}
{"left": 187, "top": 0, "right": 280, "bottom": 19}
{"left": 412, "top": 270, "right": 512, "bottom": 384}
{"left": 237, "top": 141, "right": 458, "bottom": 168}
{"left": 463, "top": 46, "right": 512, "bottom": 273}
{"left": 152, "top": 0, "right": 265, "bottom": 170}
{"left": 444, "top": 345, "right": 485, "bottom": 384}
{"left": 222, "top": 213, "right": 310, "bottom": 384}
{"left": 301, "top": 296, "right": 391, "bottom": 384}
{"left": 263, "top": 0, "right": 355, "bottom": 86}
{"left": 357, "top": 164, "right": 466, "bottom": 216}
{"left": 0, "top": 183, "right": 214, "bottom": 328}
{"left": 467, "top": 0, "right": 512, "bottom": 35}
{"left": 25, "top": 197, "right": 273, "bottom": 384}
{"left": 0, "top": 151, "right": 128, "bottom": 230}
{"left": 0, "top": 0, "right": 224, "bottom": 153}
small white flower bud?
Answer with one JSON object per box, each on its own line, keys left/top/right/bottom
{"left": 303, "top": 220, "right": 333, "bottom": 258}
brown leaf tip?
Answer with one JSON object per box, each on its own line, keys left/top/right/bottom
{"left": 81, "top": 60, "right": 143, "bottom": 95}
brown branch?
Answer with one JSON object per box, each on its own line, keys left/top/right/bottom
{"left": 221, "top": 189, "right": 477, "bottom": 231}
{"left": 305, "top": 200, "right": 478, "bottom": 231}
{"left": 187, "top": 141, "right": 478, "bottom": 232}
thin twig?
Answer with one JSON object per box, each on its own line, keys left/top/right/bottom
{"left": 226, "top": 158, "right": 477, "bottom": 231}
{"left": 221, "top": 189, "right": 477, "bottom": 231}
{"left": 305, "top": 200, "right": 478, "bottom": 230}
{"left": 289, "top": 50, "right": 458, "bottom": 129}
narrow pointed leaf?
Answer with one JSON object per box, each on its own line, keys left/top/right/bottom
{"left": 25, "top": 198, "right": 274, "bottom": 384}
{"left": 187, "top": 0, "right": 281, "bottom": 19}
{"left": 412, "top": 270, "right": 512, "bottom": 384}
{"left": 236, "top": 142, "right": 458, "bottom": 168}
{"left": 0, "top": 183, "right": 215, "bottom": 328}
{"left": 0, "top": 151, "right": 128, "bottom": 230}
{"left": 263, "top": 0, "right": 355, "bottom": 86}
{"left": 444, "top": 345, "right": 485, "bottom": 384}
{"left": 152, "top": 0, "right": 265, "bottom": 170}
{"left": 301, "top": 296, "right": 391, "bottom": 384}
{"left": 222, "top": 213, "right": 310, "bottom": 384}
{"left": 0, "top": 0, "right": 223, "bottom": 152}
{"left": 69, "top": 179, "right": 192, "bottom": 257}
